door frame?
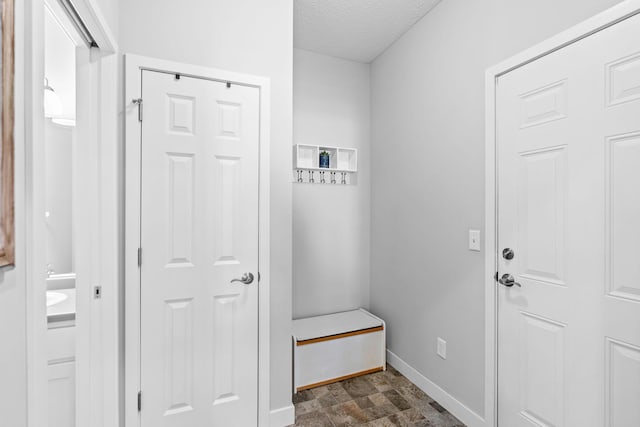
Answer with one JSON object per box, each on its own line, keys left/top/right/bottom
{"left": 124, "top": 54, "right": 271, "bottom": 427}
{"left": 24, "top": 0, "right": 118, "bottom": 426}
{"left": 484, "top": 1, "right": 640, "bottom": 426}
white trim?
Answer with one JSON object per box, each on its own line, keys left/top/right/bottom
{"left": 386, "top": 350, "right": 484, "bottom": 427}
{"left": 484, "top": 2, "right": 640, "bottom": 427}
{"left": 44, "top": 0, "right": 85, "bottom": 47}
{"left": 66, "top": 0, "right": 118, "bottom": 53}
{"left": 74, "top": 44, "right": 100, "bottom": 427}
{"left": 483, "top": 47, "right": 498, "bottom": 427}
{"left": 73, "top": 45, "right": 120, "bottom": 427}
{"left": 24, "top": 0, "right": 49, "bottom": 425}
{"left": 269, "top": 405, "right": 295, "bottom": 427}
{"left": 95, "top": 51, "right": 121, "bottom": 427}
{"left": 124, "top": 54, "right": 271, "bottom": 427}
{"left": 43, "top": 0, "right": 117, "bottom": 54}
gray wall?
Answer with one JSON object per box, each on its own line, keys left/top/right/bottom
{"left": 119, "top": 0, "right": 293, "bottom": 412}
{"left": 293, "top": 49, "right": 371, "bottom": 319}
{"left": 370, "top": 0, "right": 622, "bottom": 416}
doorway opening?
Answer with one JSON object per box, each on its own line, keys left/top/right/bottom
{"left": 43, "top": 2, "right": 93, "bottom": 425}
{"left": 37, "top": 0, "right": 120, "bottom": 425}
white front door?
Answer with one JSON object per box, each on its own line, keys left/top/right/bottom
{"left": 140, "top": 70, "right": 261, "bottom": 426}
{"left": 497, "top": 13, "right": 640, "bottom": 427}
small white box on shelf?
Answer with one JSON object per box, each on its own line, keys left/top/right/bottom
{"left": 294, "top": 144, "right": 319, "bottom": 169}
{"left": 337, "top": 148, "right": 357, "bottom": 172}
{"left": 293, "top": 308, "right": 386, "bottom": 392}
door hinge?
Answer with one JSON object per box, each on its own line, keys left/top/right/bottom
{"left": 137, "top": 391, "right": 142, "bottom": 411}
{"left": 138, "top": 248, "right": 142, "bottom": 267}
{"left": 132, "top": 98, "right": 143, "bottom": 122}
{"left": 494, "top": 271, "right": 499, "bottom": 282}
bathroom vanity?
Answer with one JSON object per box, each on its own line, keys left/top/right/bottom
{"left": 47, "top": 287, "right": 76, "bottom": 427}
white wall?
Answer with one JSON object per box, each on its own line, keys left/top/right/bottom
{"left": 293, "top": 49, "right": 370, "bottom": 318}
{"left": 370, "top": 0, "right": 623, "bottom": 418}
{"left": 44, "top": 122, "right": 73, "bottom": 274}
{"left": 94, "top": 0, "right": 118, "bottom": 40}
{"left": 119, "top": 0, "right": 293, "bottom": 413}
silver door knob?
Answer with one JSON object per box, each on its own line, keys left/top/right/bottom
{"left": 231, "top": 272, "right": 254, "bottom": 285}
{"left": 499, "top": 273, "right": 521, "bottom": 287}
{"left": 502, "top": 248, "right": 515, "bottom": 260}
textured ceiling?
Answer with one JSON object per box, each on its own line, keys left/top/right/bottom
{"left": 294, "top": 0, "right": 442, "bottom": 63}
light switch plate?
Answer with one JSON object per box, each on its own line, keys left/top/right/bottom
{"left": 437, "top": 337, "right": 447, "bottom": 359}
{"left": 469, "top": 229, "right": 481, "bottom": 252}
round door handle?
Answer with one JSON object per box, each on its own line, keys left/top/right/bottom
{"left": 231, "top": 272, "right": 254, "bottom": 285}
{"left": 502, "top": 248, "right": 515, "bottom": 260}
{"left": 499, "top": 273, "right": 521, "bottom": 287}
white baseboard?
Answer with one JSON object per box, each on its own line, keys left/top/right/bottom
{"left": 269, "top": 404, "right": 295, "bottom": 427}
{"left": 386, "top": 350, "right": 485, "bottom": 427}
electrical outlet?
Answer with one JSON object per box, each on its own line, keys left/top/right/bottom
{"left": 437, "top": 337, "right": 447, "bottom": 359}
{"left": 469, "top": 229, "right": 481, "bottom": 252}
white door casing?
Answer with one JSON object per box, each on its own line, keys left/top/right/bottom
{"left": 139, "top": 70, "right": 261, "bottom": 426}
{"left": 125, "top": 56, "right": 271, "bottom": 427}
{"left": 495, "top": 11, "right": 640, "bottom": 427}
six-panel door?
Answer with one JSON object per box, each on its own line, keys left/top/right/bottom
{"left": 140, "top": 71, "right": 260, "bottom": 427}
{"left": 497, "top": 13, "right": 640, "bottom": 427}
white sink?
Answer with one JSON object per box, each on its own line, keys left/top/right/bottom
{"left": 46, "top": 291, "right": 69, "bottom": 307}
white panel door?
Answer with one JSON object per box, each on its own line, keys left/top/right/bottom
{"left": 140, "top": 71, "right": 260, "bottom": 427}
{"left": 497, "top": 13, "right": 640, "bottom": 427}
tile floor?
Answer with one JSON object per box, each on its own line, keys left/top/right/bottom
{"left": 291, "top": 365, "right": 465, "bottom": 427}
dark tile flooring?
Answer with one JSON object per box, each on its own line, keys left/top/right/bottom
{"left": 291, "top": 365, "right": 465, "bottom": 427}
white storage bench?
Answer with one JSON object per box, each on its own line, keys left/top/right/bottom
{"left": 293, "top": 308, "right": 386, "bottom": 392}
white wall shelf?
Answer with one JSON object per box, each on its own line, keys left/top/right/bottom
{"left": 293, "top": 144, "right": 357, "bottom": 172}
{"left": 293, "top": 144, "right": 358, "bottom": 184}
